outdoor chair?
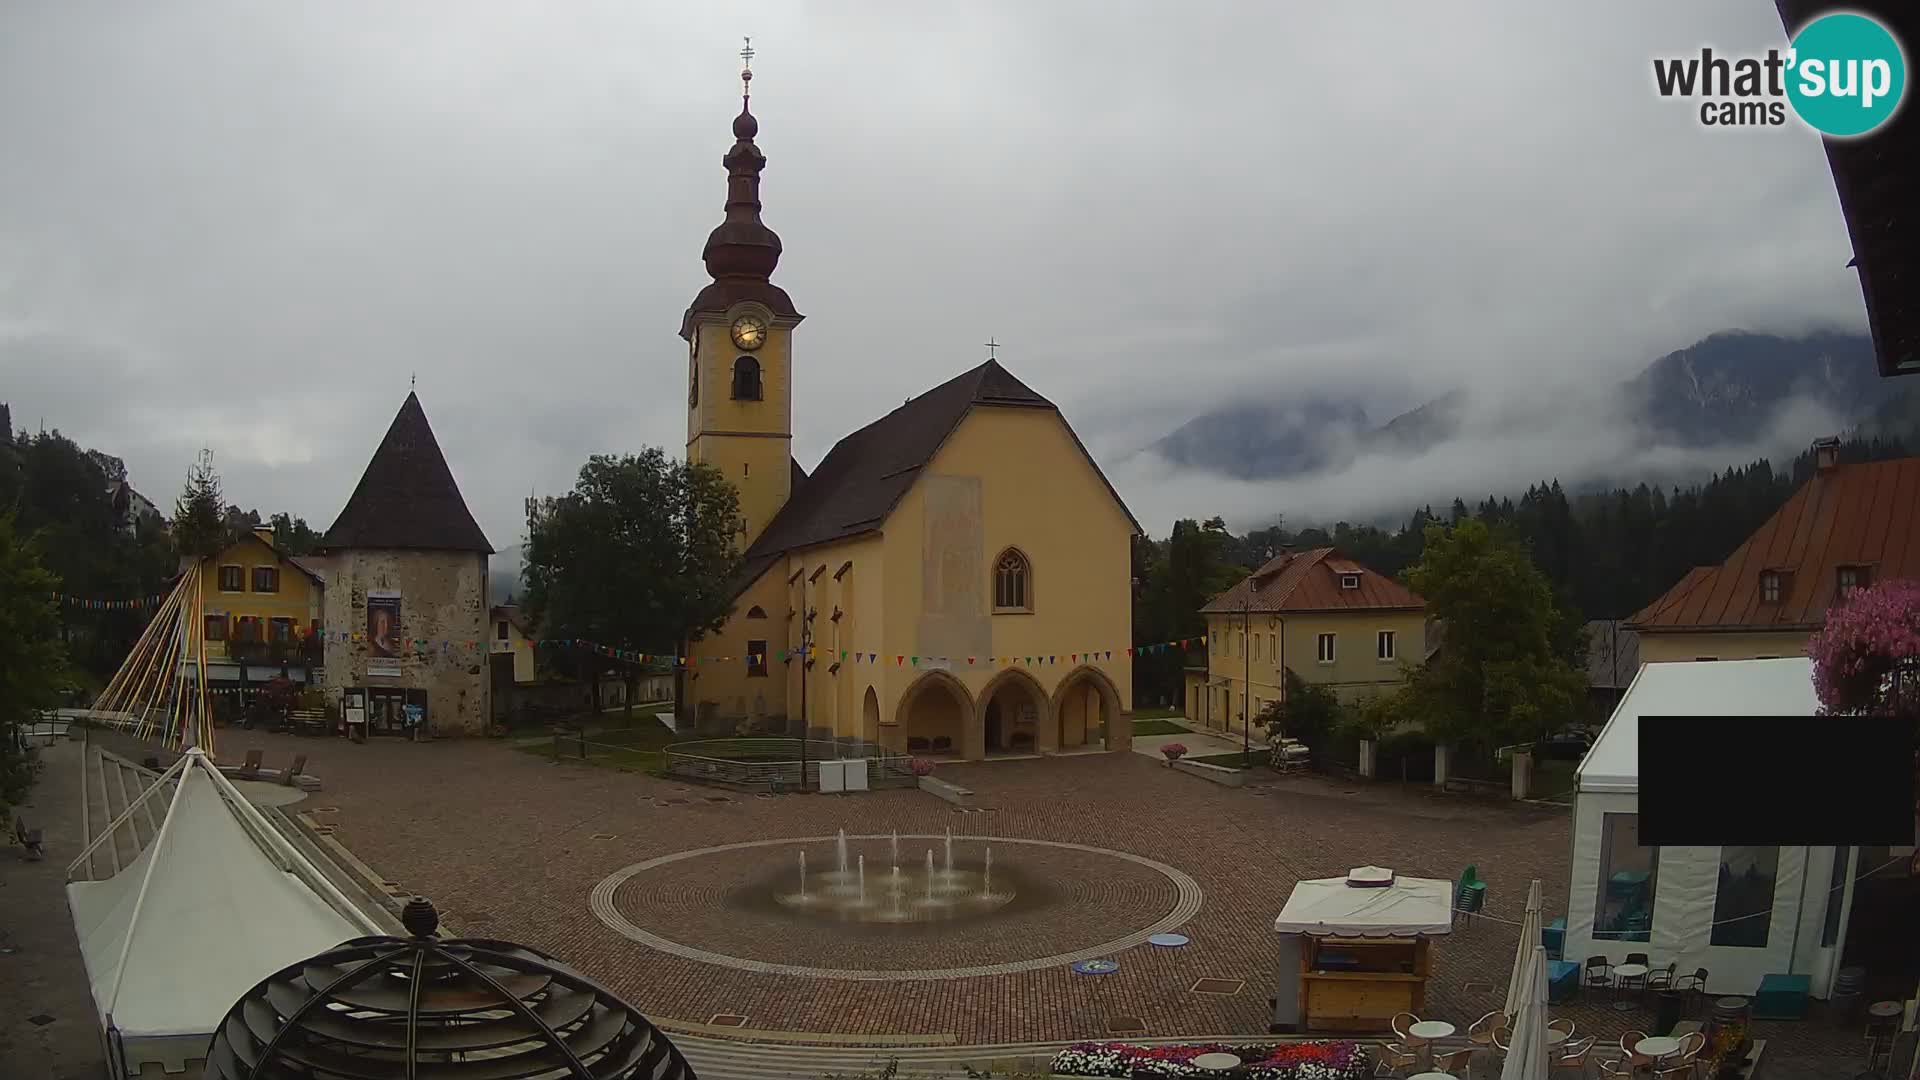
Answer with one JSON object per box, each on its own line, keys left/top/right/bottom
{"left": 1554, "top": 1036, "right": 1596, "bottom": 1077}
{"left": 238, "top": 749, "right": 264, "bottom": 780}
{"left": 1618, "top": 952, "right": 1651, "bottom": 999}
{"left": 1432, "top": 1047, "right": 1474, "bottom": 1076}
{"left": 1374, "top": 1042, "right": 1419, "bottom": 1077}
{"left": 1390, "top": 1012, "right": 1420, "bottom": 1044}
{"left": 1584, "top": 956, "right": 1615, "bottom": 999}
{"left": 1646, "top": 962, "right": 1678, "bottom": 993}
{"left": 907, "top": 737, "right": 929, "bottom": 752}
{"left": 1491, "top": 1027, "right": 1513, "bottom": 1056}
{"left": 1467, "top": 1010, "right": 1509, "bottom": 1050}
{"left": 1548, "top": 1017, "right": 1576, "bottom": 1042}
{"left": 281, "top": 753, "right": 307, "bottom": 787}
{"left": 931, "top": 736, "right": 952, "bottom": 753}
{"left": 1621, "top": 1031, "right": 1653, "bottom": 1067}
{"left": 1673, "top": 967, "right": 1710, "bottom": 1015}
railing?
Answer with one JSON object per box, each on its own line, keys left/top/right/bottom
{"left": 661, "top": 737, "right": 917, "bottom": 791}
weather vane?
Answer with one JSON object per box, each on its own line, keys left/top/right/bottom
{"left": 740, "top": 36, "right": 754, "bottom": 95}
{"left": 983, "top": 337, "right": 1000, "bottom": 360}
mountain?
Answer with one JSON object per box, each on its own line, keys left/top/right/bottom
{"left": 1149, "top": 395, "right": 1373, "bottom": 480}
{"left": 1148, "top": 330, "right": 1888, "bottom": 480}
{"left": 489, "top": 543, "right": 523, "bottom": 607}
{"left": 1624, "top": 330, "right": 1891, "bottom": 446}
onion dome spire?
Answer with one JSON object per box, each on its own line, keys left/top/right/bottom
{"left": 703, "top": 37, "right": 782, "bottom": 282}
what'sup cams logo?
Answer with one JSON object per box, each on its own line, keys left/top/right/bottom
{"left": 1653, "top": 11, "right": 1907, "bottom": 136}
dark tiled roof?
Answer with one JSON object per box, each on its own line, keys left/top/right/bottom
{"left": 734, "top": 359, "right": 1141, "bottom": 592}
{"left": 1200, "top": 548, "right": 1426, "bottom": 614}
{"left": 321, "top": 392, "right": 493, "bottom": 554}
{"left": 1628, "top": 455, "right": 1920, "bottom": 631}
{"left": 1583, "top": 619, "right": 1641, "bottom": 689}
{"left": 1777, "top": 1, "right": 1918, "bottom": 377}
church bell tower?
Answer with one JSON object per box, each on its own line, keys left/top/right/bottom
{"left": 682, "top": 40, "right": 803, "bottom": 551}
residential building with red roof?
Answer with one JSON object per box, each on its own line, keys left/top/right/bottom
{"left": 1628, "top": 438, "right": 1920, "bottom": 662}
{"left": 1187, "top": 547, "right": 1427, "bottom": 739}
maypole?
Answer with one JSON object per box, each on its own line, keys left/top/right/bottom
{"left": 89, "top": 559, "right": 218, "bottom": 755}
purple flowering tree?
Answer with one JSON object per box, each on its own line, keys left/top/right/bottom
{"left": 1807, "top": 579, "right": 1920, "bottom": 869}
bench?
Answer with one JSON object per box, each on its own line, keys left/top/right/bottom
{"left": 238, "top": 749, "right": 264, "bottom": 780}
{"left": 282, "top": 753, "right": 308, "bottom": 787}
{"left": 13, "top": 816, "right": 45, "bottom": 861}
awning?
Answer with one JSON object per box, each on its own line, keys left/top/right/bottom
{"left": 1577, "top": 656, "right": 1818, "bottom": 794}
{"left": 1272, "top": 868, "right": 1455, "bottom": 937}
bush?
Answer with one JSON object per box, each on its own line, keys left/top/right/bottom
{"left": 909, "top": 757, "right": 935, "bottom": 777}
{"left": 1160, "top": 742, "right": 1187, "bottom": 764}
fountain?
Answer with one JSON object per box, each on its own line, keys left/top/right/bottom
{"left": 775, "top": 832, "right": 1017, "bottom": 924}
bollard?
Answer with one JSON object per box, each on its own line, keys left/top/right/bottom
{"left": 578, "top": 733, "right": 587, "bottom": 759}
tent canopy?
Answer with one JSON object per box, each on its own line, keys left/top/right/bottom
{"left": 66, "top": 751, "right": 370, "bottom": 1041}
{"left": 1577, "top": 656, "right": 1818, "bottom": 794}
{"left": 1272, "top": 869, "right": 1455, "bottom": 937}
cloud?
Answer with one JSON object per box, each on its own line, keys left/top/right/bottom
{"left": 0, "top": 0, "right": 1873, "bottom": 546}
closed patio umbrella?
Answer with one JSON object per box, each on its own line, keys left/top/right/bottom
{"left": 1500, "top": 943, "right": 1552, "bottom": 1080}
{"left": 1504, "top": 878, "right": 1543, "bottom": 1017}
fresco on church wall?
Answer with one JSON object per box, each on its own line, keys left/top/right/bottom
{"left": 917, "top": 474, "right": 992, "bottom": 660}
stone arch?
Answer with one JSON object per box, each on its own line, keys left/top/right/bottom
{"left": 976, "top": 667, "right": 1052, "bottom": 755}
{"left": 1051, "top": 665, "right": 1127, "bottom": 752}
{"left": 893, "top": 670, "right": 973, "bottom": 757}
{"left": 861, "top": 685, "right": 880, "bottom": 744}
{"left": 731, "top": 355, "right": 762, "bottom": 400}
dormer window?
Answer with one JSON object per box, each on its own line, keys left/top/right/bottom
{"left": 1836, "top": 565, "right": 1870, "bottom": 599}
{"left": 1339, "top": 573, "right": 1361, "bottom": 590}
{"left": 1759, "top": 570, "right": 1784, "bottom": 604}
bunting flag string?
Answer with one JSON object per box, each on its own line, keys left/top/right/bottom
{"left": 53, "top": 591, "right": 169, "bottom": 611}
{"left": 513, "top": 635, "right": 1202, "bottom": 672}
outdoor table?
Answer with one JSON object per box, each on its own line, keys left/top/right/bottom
{"left": 1635, "top": 1035, "right": 1682, "bottom": 1062}
{"left": 1612, "top": 964, "right": 1650, "bottom": 1011}
{"left": 1409, "top": 1073, "right": 1454, "bottom": 1080}
{"left": 1192, "top": 1054, "right": 1243, "bottom": 1071}
{"left": 1407, "top": 1020, "right": 1455, "bottom": 1068}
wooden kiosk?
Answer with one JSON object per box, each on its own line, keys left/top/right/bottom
{"left": 1270, "top": 866, "right": 1453, "bottom": 1034}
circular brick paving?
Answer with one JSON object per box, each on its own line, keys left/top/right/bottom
{"left": 590, "top": 834, "right": 1204, "bottom": 980}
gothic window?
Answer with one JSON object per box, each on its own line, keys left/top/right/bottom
{"left": 746, "top": 606, "right": 768, "bottom": 619}
{"left": 731, "top": 356, "right": 762, "bottom": 400}
{"left": 993, "top": 549, "right": 1031, "bottom": 612}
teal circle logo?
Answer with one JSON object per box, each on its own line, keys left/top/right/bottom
{"left": 1787, "top": 12, "right": 1907, "bottom": 137}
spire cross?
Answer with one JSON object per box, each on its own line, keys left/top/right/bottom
{"left": 983, "top": 337, "right": 1000, "bottom": 360}
{"left": 740, "top": 37, "right": 755, "bottom": 97}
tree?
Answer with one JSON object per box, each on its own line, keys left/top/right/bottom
{"left": 1132, "top": 516, "right": 1246, "bottom": 705}
{"left": 1809, "top": 579, "right": 1920, "bottom": 872}
{"left": 522, "top": 449, "right": 742, "bottom": 718}
{"left": 173, "top": 449, "right": 228, "bottom": 560}
{"left": 0, "top": 515, "right": 67, "bottom": 816}
{"left": 1397, "top": 518, "right": 1587, "bottom": 748}
{"left": 269, "top": 512, "right": 322, "bottom": 555}
{"left": 1271, "top": 669, "right": 1341, "bottom": 746}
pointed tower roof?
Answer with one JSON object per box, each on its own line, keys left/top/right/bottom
{"left": 681, "top": 44, "right": 801, "bottom": 338}
{"left": 321, "top": 392, "right": 493, "bottom": 553}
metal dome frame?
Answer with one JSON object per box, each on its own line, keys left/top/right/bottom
{"left": 205, "top": 898, "right": 698, "bottom": 1080}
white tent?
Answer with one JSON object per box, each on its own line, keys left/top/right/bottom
{"left": 66, "top": 749, "right": 381, "bottom": 1077}
{"left": 1565, "top": 657, "right": 1858, "bottom": 999}
{"left": 1272, "top": 869, "right": 1456, "bottom": 936}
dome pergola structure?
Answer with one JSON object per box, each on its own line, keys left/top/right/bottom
{"left": 206, "top": 897, "right": 698, "bottom": 1080}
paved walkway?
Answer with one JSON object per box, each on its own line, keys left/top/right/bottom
{"left": 0, "top": 738, "right": 109, "bottom": 1080}
{"left": 1130, "top": 723, "right": 1268, "bottom": 762}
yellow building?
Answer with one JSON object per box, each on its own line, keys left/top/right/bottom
{"left": 679, "top": 74, "right": 1139, "bottom": 759}
{"left": 194, "top": 527, "right": 326, "bottom": 683}
{"left": 1186, "top": 548, "right": 1426, "bottom": 739}
{"left": 489, "top": 605, "right": 537, "bottom": 685}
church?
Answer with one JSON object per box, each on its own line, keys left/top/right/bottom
{"left": 680, "top": 60, "right": 1139, "bottom": 760}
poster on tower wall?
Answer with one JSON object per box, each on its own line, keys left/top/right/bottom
{"left": 367, "top": 591, "right": 402, "bottom": 666}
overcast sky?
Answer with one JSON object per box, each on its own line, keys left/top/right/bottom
{"left": 0, "top": 2, "right": 1872, "bottom": 546}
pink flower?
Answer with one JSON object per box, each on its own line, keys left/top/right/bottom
{"left": 1161, "top": 742, "right": 1188, "bottom": 761}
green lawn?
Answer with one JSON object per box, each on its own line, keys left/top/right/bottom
{"left": 1132, "top": 707, "right": 1187, "bottom": 721}
{"left": 517, "top": 722, "right": 682, "bottom": 773}
{"left": 1184, "top": 751, "right": 1258, "bottom": 770}
{"left": 1131, "top": 717, "right": 1191, "bottom": 736}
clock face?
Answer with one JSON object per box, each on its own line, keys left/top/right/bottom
{"left": 730, "top": 315, "right": 768, "bottom": 351}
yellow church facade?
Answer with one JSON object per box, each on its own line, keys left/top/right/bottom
{"left": 678, "top": 68, "right": 1137, "bottom": 760}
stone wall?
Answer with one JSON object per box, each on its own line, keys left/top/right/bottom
{"left": 319, "top": 549, "right": 490, "bottom": 735}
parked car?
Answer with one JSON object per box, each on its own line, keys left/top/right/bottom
{"left": 1535, "top": 728, "right": 1593, "bottom": 760}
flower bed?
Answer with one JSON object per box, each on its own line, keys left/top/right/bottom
{"left": 1051, "top": 1041, "right": 1370, "bottom": 1080}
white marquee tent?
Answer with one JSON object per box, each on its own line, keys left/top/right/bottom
{"left": 66, "top": 748, "right": 382, "bottom": 1077}
{"left": 1565, "top": 657, "right": 1861, "bottom": 999}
